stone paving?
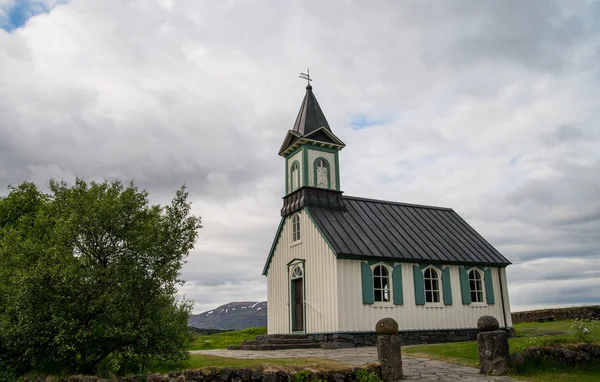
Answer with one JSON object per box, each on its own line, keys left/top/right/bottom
{"left": 190, "top": 347, "right": 519, "bottom": 381}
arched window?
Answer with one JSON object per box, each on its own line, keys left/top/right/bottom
{"left": 373, "top": 265, "right": 390, "bottom": 302}
{"left": 291, "top": 265, "right": 303, "bottom": 279}
{"left": 469, "top": 270, "right": 484, "bottom": 303}
{"left": 292, "top": 214, "right": 301, "bottom": 242}
{"left": 315, "top": 158, "right": 330, "bottom": 188}
{"left": 291, "top": 161, "right": 299, "bottom": 191}
{"left": 424, "top": 268, "right": 440, "bottom": 303}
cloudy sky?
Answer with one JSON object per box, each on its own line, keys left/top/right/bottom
{"left": 1, "top": 0, "right": 599, "bottom": 314}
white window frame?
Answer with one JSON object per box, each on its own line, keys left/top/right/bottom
{"left": 468, "top": 269, "right": 485, "bottom": 305}
{"left": 423, "top": 267, "right": 442, "bottom": 306}
{"left": 291, "top": 213, "right": 301, "bottom": 243}
{"left": 291, "top": 265, "right": 303, "bottom": 280}
{"left": 291, "top": 161, "right": 300, "bottom": 191}
{"left": 372, "top": 264, "right": 392, "bottom": 304}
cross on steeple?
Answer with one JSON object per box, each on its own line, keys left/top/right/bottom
{"left": 299, "top": 69, "right": 312, "bottom": 87}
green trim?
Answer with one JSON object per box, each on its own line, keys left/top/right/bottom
{"left": 304, "top": 208, "right": 336, "bottom": 254}
{"left": 484, "top": 268, "right": 495, "bottom": 304}
{"left": 392, "top": 264, "right": 403, "bottom": 305}
{"left": 288, "top": 259, "right": 306, "bottom": 333}
{"left": 361, "top": 262, "right": 374, "bottom": 304}
{"left": 262, "top": 217, "right": 286, "bottom": 276}
{"left": 291, "top": 278, "right": 297, "bottom": 330}
{"left": 285, "top": 156, "right": 289, "bottom": 195}
{"left": 367, "top": 260, "right": 394, "bottom": 267}
{"left": 419, "top": 263, "right": 443, "bottom": 271}
{"left": 302, "top": 146, "right": 308, "bottom": 187}
{"left": 442, "top": 267, "right": 453, "bottom": 305}
{"left": 413, "top": 265, "right": 425, "bottom": 305}
{"left": 459, "top": 266, "right": 472, "bottom": 305}
{"left": 334, "top": 151, "right": 340, "bottom": 190}
{"left": 313, "top": 157, "right": 332, "bottom": 189}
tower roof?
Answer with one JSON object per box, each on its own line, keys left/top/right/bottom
{"left": 279, "top": 84, "right": 345, "bottom": 156}
{"left": 292, "top": 84, "right": 331, "bottom": 135}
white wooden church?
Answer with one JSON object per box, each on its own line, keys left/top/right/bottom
{"left": 263, "top": 84, "right": 513, "bottom": 339}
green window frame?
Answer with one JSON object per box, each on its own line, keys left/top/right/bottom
{"left": 313, "top": 157, "right": 331, "bottom": 189}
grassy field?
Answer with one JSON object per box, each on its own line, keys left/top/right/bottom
{"left": 188, "top": 326, "right": 267, "bottom": 350}
{"left": 403, "top": 319, "right": 600, "bottom": 382}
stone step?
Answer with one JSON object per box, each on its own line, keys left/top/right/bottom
{"left": 231, "top": 343, "right": 321, "bottom": 351}
{"left": 254, "top": 334, "right": 310, "bottom": 340}
{"left": 242, "top": 338, "right": 319, "bottom": 346}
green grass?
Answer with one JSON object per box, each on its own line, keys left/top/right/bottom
{"left": 403, "top": 320, "right": 600, "bottom": 382}
{"left": 150, "top": 354, "right": 344, "bottom": 374}
{"left": 188, "top": 326, "right": 267, "bottom": 350}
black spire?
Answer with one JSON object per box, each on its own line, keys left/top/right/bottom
{"left": 291, "top": 84, "right": 331, "bottom": 136}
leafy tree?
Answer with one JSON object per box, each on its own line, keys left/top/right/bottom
{"left": 0, "top": 179, "right": 202, "bottom": 377}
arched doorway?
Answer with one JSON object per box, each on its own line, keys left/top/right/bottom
{"left": 290, "top": 265, "right": 304, "bottom": 332}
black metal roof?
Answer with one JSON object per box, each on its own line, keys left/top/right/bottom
{"left": 292, "top": 84, "right": 331, "bottom": 135}
{"left": 306, "top": 196, "right": 510, "bottom": 266}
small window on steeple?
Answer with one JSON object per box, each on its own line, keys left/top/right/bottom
{"left": 291, "top": 161, "right": 299, "bottom": 191}
{"left": 315, "top": 158, "right": 329, "bottom": 188}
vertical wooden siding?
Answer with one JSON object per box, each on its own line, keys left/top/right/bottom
{"left": 336, "top": 259, "right": 512, "bottom": 331}
{"left": 266, "top": 209, "right": 338, "bottom": 334}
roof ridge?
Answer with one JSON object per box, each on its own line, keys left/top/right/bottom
{"left": 342, "top": 195, "right": 453, "bottom": 211}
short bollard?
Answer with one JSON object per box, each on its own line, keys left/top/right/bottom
{"left": 477, "top": 315, "right": 510, "bottom": 375}
{"left": 376, "top": 317, "right": 403, "bottom": 381}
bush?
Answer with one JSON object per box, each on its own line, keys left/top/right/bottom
{"left": 0, "top": 180, "right": 202, "bottom": 377}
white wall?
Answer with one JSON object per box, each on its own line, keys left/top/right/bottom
{"left": 307, "top": 149, "right": 336, "bottom": 189}
{"left": 336, "top": 259, "right": 512, "bottom": 332}
{"left": 266, "top": 209, "right": 339, "bottom": 334}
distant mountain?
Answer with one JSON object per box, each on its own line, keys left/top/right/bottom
{"left": 188, "top": 301, "right": 267, "bottom": 330}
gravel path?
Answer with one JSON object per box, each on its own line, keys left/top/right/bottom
{"left": 191, "top": 347, "right": 518, "bottom": 381}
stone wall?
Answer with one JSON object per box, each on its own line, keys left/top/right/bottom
{"left": 308, "top": 328, "right": 515, "bottom": 349}
{"left": 512, "top": 306, "right": 600, "bottom": 324}
{"left": 25, "top": 365, "right": 381, "bottom": 382}
{"left": 523, "top": 344, "right": 600, "bottom": 366}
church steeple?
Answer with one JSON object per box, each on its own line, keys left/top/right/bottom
{"left": 292, "top": 84, "right": 331, "bottom": 135}
{"left": 279, "top": 84, "right": 346, "bottom": 216}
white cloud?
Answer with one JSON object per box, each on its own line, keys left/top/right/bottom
{"left": 1, "top": 0, "right": 599, "bottom": 313}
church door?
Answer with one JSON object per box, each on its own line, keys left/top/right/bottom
{"left": 290, "top": 265, "right": 304, "bottom": 332}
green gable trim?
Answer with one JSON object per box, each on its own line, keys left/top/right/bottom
{"left": 392, "top": 264, "right": 403, "bottom": 305}
{"left": 361, "top": 262, "right": 374, "bottom": 304}
{"left": 313, "top": 157, "right": 331, "bottom": 189}
{"left": 413, "top": 265, "right": 425, "bottom": 305}
{"left": 459, "top": 266, "right": 471, "bottom": 305}
{"left": 262, "top": 217, "right": 286, "bottom": 276}
{"left": 304, "top": 208, "right": 336, "bottom": 254}
{"left": 442, "top": 267, "right": 453, "bottom": 305}
{"left": 484, "top": 268, "right": 495, "bottom": 304}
